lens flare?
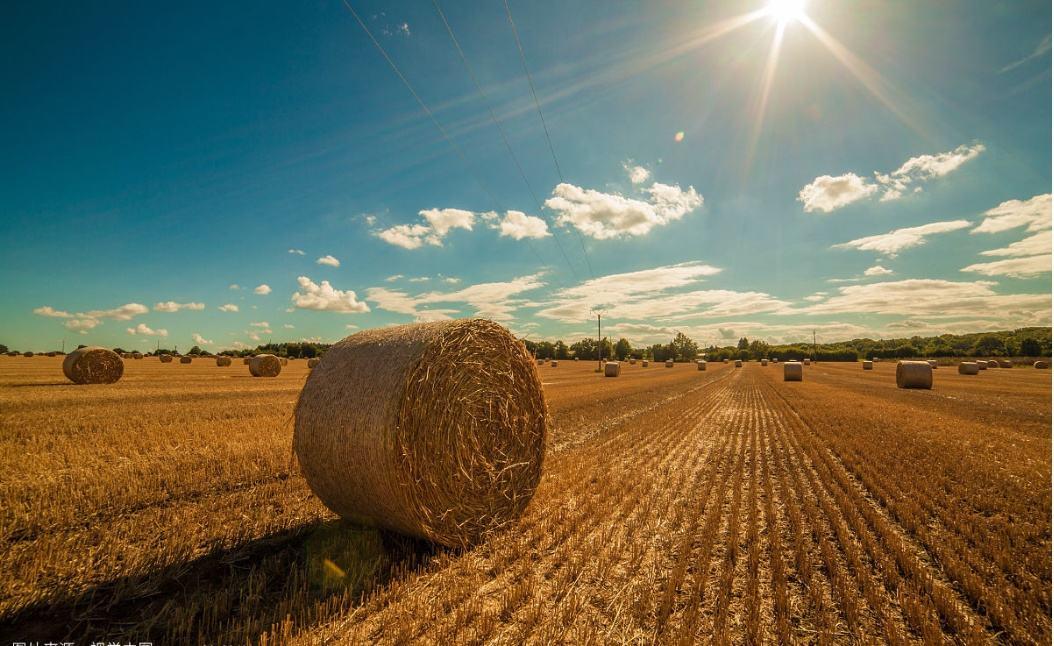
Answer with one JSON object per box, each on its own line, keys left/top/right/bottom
{"left": 674, "top": 131, "right": 685, "bottom": 142}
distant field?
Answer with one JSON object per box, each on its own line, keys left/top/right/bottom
{"left": 0, "top": 357, "right": 1050, "bottom": 644}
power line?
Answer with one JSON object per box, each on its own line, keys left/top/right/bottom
{"left": 429, "top": 0, "right": 579, "bottom": 283}
{"left": 502, "top": 0, "right": 596, "bottom": 281}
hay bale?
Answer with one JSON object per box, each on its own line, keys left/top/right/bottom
{"left": 998, "top": 359, "right": 1013, "bottom": 368}
{"left": 180, "top": 356, "right": 192, "bottom": 364}
{"left": 604, "top": 361, "right": 621, "bottom": 377}
{"left": 958, "top": 361, "right": 979, "bottom": 375}
{"left": 697, "top": 360, "right": 706, "bottom": 371}
{"left": 734, "top": 359, "right": 743, "bottom": 368}
{"left": 896, "top": 361, "right": 932, "bottom": 389}
{"left": 249, "top": 354, "right": 282, "bottom": 377}
{"left": 536, "top": 358, "right": 544, "bottom": 366}
{"left": 629, "top": 358, "right": 637, "bottom": 365}
{"left": 308, "top": 357, "right": 321, "bottom": 369}
{"left": 862, "top": 360, "right": 873, "bottom": 370}
{"left": 760, "top": 359, "right": 768, "bottom": 366}
{"left": 23, "top": 351, "right": 34, "bottom": 358}
{"left": 294, "top": 319, "right": 547, "bottom": 547}
{"left": 803, "top": 358, "right": 811, "bottom": 365}
{"left": 642, "top": 360, "right": 649, "bottom": 367}
{"left": 665, "top": 359, "right": 674, "bottom": 368}
{"left": 62, "top": 346, "right": 124, "bottom": 384}
{"left": 723, "top": 358, "right": 729, "bottom": 364}
{"left": 1034, "top": 360, "right": 1050, "bottom": 369}
{"left": 5, "top": 352, "right": 16, "bottom": 357}
{"left": 159, "top": 354, "right": 173, "bottom": 363}
{"left": 46, "top": 351, "right": 56, "bottom": 357}
{"left": 132, "top": 352, "right": 143, "bottom": 359}
{"left": 975, "top": 361, "right": 986, "bottom": 370}
{"left": 280, "top": 357, "right": 289, "bottom": 366}
{"left": 243, "top": 357, "right": 250, "bottom": 365}
{"left": 121, "top": 353, "right": 131, "bottom": 359}
{"left": 927, "top": 360, "right": 938, "bottom": 369}
{"left": 216, "top": 356, "right": 232, "bottom": 367}
{"left": 784, "top": 362, "right": 803, "bottom": 382}
{"left": 550, "top": 360, "right": 558, "bottom": 367}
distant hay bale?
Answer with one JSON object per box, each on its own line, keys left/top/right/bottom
{"left": 958, "top": 362, "right": 979, "bottom": 375}
{"left": 629, "top": 358, "right": 637, "bottom": 365}
{"left": 896, "top": 360, "right": 932, "bottom": 389}
{"left": 804, "top": 358, "right": 812, "bottom": 365}
{"left": 132, "top": 352, "right": 142, "bottom": 359}
{"left": 280, "top": 358, "right": 289, "bottom": 366}
{"left": 1034, "top": 360, "right": 1050, "bottom": 369}
{"left": 604, "top": 361, "right": 621, "bottom": 377}
{"left": 665, "top": 359, "right": 674, "bottom": 368}
{"left": 862, "top": 360, "right": 873, "bottom": 370}
{"left": 927, "top": 360, "right": 938, "bottom": 369}
{"left": 62, "top": 346, "right": 124, "bottom": 385}
{"left": 573, "top": 357, "right": 579, "bottom": 361}
{"left": 998, "top": 359, "right": 1013, "bottom": 368}
{"left": 5, "top": 352, "right": 16, "bottom": 357}
{"left": 784, "top": 362, "right": 803, "bottom": 382}
{"left": 249, "top": 354, "right": 282, "bottom": 377}
{"left": 294, "top": 319, "right": 547, "bottom": 547}
{"left": 975, "top": 360, "right": 986, "bottom": 370}
{"left": 159, "top": 354, "right": 173, "bottom": 363}
{"left": 215, "top": 356, "right": 232, "bottom": 367}
{"left": 180, "top": 356, "right": 192, "bottom": 364}
{"left": 23, "top": 351, "right": 34, "bottom": 358}
{"left": 536, "top": 358, "right": 544, "bottom": 366}
{"left": 723, "top": 358, "right": 729, "bottom": 364}
{"left": 734, "top": 359, "right": 743, "bottom": 368}
{"left": 308, "top": 357, "right": 321, "bottom": 368}
{"left": 986, "top": 360, "right": 998, "bottom": 368}
{"left": 121, "top": 353, "right": 131, "bottom": 359}
{"left": 550, "top": 360, "right": 558, "bottom": 367}
{"left": 697, "top": 360, "right": 706, "bottom": 371}
{"left": 760, "top": 359, "right": 768, "bottom": 366}
{"left": 46, "top": 351, "right": 56, "bottom": 357}
{"left": 642, "top": 360, "right": 649, "bottom": 367}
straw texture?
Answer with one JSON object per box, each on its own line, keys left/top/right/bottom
{"left": 998, "top": 359, "right": 1013, "bottom": 368}
{"left": 641, "top": 360, "right": 649, "bottom": 367}
{"left": 180, "top": 356, "right": 192, "bottom": 364}
{"left": 958, "top": 362, "right": 979, "bottom": 375}
{"left": 294, "top": 319, "right": 548, "bottom": 548}
{"left": 604, "top": 361, "right": 620, "bottom": 377}
{"left": 159, "top": 355, "right": 173, "bottom": 363}
{"left": 249, "top": 354, "right": 282, "bottom": 377}
{"left": 976, "top": 361, "right": 987, "bottom": 370}
{"left": 927, "top": 360, "right": 938, "bottom": 369}
{"left": 1034, "top": 360, "right": 1049, "bottom": 369}
{"left": 784, "top": 362, "right": 803, "bottom": 382}
{"left": 896, "top": 361, "right": 932, "bottom": 389}
{"left": 62, "top": 346, "right": 124, "bottom": 385}
{"left": 308, "top": 358, "right": 321, "bottom": 369}
{"left": 215, "top": 356, "right": 232, "bottom": 367}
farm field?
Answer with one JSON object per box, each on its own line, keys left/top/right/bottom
{"left": 0, "top": 356, "right": 1050, "bottom": 644}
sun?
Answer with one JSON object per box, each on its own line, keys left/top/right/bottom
{"left": 764, "top": 0, "right": 807, "bottom": 25}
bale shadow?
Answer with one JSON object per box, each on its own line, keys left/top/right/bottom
{"left": 0, "top": 519, "right": 437, "bottom": 645}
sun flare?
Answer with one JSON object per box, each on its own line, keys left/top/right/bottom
{"left": 764, "top": 0, "right": 807, "bottom": 25}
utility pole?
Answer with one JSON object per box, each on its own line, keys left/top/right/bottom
{"left": 813, "top": 329, "right": 817, "bottom": 357}
{"left": 596, "top": 312, "right": 602, "bottom": 372}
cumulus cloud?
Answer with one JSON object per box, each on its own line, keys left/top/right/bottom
{"left": 254, "top": 284, "right": 272, "bottom": 295}
{"left": 832, "top": 220, "right": 971, "bottom": 257}
{"left": 544, "top": 181, "right": 702, "bottom": 239}
{"left": 408, "top": 276, "right": 430, "bottom": 283}
{"left": 36, "top": 302, "right": 148, "bottom": 333}
{"left": 34, "top": 306, "right": 71, "bottom": 318}
{"left": 367, "top": 273, "right": 545, "bottom": 322}
{"left": 154, "top": 301, "right": 205, "bottom": 312}
{"left": 127, "top": 323, "right": 168, "bottom": 337}
{"left": 218, "top": 303, "right": 239, "bottom": 312}
{"left": 288, "top": 248, "right": 305, "bottom": 255}
{"left": 622, "top": 162, "right": 651, "bottom": 184}
{"left": 377, "top": 208, "right": 477, "bottom": 249}
{"left": 971, "top": 194, "right": 1051, "bottom": 235}
{"left": 292, "top": 276, "right": 370, "bottom": 313}
{"left": 283, "top": 324, "right": 294, "bottom": 329}
{"left": 250, "top": 321, "right": 269, "bottom": 328}
{"left": 494, "top": 210, "right": 550, "bottom": 240}
{"left": 191, "top": 333, "right": 213, "bottom": 345}
{"left": 961, "top": 255, "right": 1051, "bottom": 279}
{"left": 64, "top": 319, "right": 99, "bottom": 333}
{"left": 979, "top": 230, "right": 1051, "bottom": 258}
{"left": 799, "top": 143, "right": 984, "bottom": 212}
{"left": 863, "top": 265, "right": 893, "bottom": 277}
{"left": 798, "top": 173, "right": 877, "bottom": 213}
{"left": 81, "top": 303, "right": 149, "bottom": 321}
{"left": 385, "top": 274, "right": 404, "bottom": 282}
{"left": 316, "top": 255, "right": 340, "bottom": 268}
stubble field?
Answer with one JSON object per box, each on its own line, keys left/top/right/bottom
{"left": 0, "top": 356, "right": 1049, "bottom": 644}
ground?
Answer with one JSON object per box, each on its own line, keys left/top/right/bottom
{"left": 0, "top": 356, "right": 1049, "bottom": 644}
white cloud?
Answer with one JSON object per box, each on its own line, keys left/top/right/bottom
{"left": 250, "top": 321, "right": 270, "bottom": 327}
{"left": 230, "top": 341, "right": 252, "bottom": 350}
{"left": 283, "top": 324, "right": 295, "bottom": 329}
{"left": 34, "top": 306, "right": 71, "bottom": 318}
{"left": 292, "top": 276, "right": 370, "bottom": 313}
{"left": 441, "top": 277, "right": 461, "bottom": 284}
{"left": 254, "top": 284, "right": 272, "bottom": 295}
{"left": 127, "top": 323, "right": 168, "bottom": 337}
{"left": 345, "top": 324, "right": 359, "bottom": 330}
{"left": 544, "top": 181, "right": 702, "bottom": 239}
{"left": 316, "top": 255, "right": 340, "bottom": 268}
{"left": 64, "top": 318, "right": 99, "bottom": 333}
{"left": 367, "top": 273, "right": 544, "bottom": 322}
{"left": 622, "top": 162, "right": 651, "bottom": 184}
{"left": 154, "top": 301, "right": 205, "bottom": 312}
{"left": 81, "top": 303, "right": 149, "bottom": 321}
{"left": 799, "top": 143, "right": 984, "bottom": 212}
{"left": 408, "top": 276, "right": 430, "bottom": 283}
{"left": 191, "top": 333, "right": 213, "bottom": 345}
{"left": 377, "top": 208, "right": 478, "bottom": 249}
{"left": 385, "top": 274, "right": 404, "bottom": 282}
{"left": 961, "top": 255, "right": 1051, "bottom": 279}
{"left": 798, "top": 173, "right": 878, "bottom": 213}
{"left": 229, "top": 284, "right": 241, "bottom": 290}
{"left": 219, "top": 303, "right": 240, "bottom": 312}
{"left": 288, "top": 248, "right": 305, "bottom": 255}
{"left": 376, "top": 224, "right": 440, "bottom": 250}
{"left": 495, "top": 210, "right": 551, "bottom": 240}
{"left": 1000, "top": 35, "right": 1052, "bottom": 73}
{"left": 863, "top": 265, "right": 893, "bottom": 277}
{"left": 803, "top": 292, "right": 828, "bottom": 302}
{"left": 971, "top": 194, "right": 1051, "bottom": 235}
{"left": 979, "top": 230, "right": 1051, "bottom": 258}
{"left": 832, "top": 220, "right": 971, "bottom": 257}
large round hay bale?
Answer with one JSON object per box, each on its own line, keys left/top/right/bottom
{"left": 896, "top": 361, "right": 932, "bottom": 389}
{"left": 62, "top": 346, "right": 123, "bottom": 384}
{"left": 998, "top": 359, "right": 1013, "bottom": 368}
{"left": 23, "top": 351, "right": 34, "bottom": 358}
{"left": 862, "top": 360, "right": 873, "bottom": 370}
{"left": 641, "top": 359, "right": 649, "bottom": 367}
{"left": 665, "top": 359, "right": 674, "bottom": 368}
{"left": 180, "top": 356, "right": 192, "bottom": 364}
{"left": 215, "top": 356, "right": 232, "bottom": 367}
{"left": 159, "top": 354, "right": 173, "bottom": 363}
{"left": 308, "top": 357, "right": 321, "bottom": 369}
{"left": 697, "top": 360, "right": 706, "bottom": 371}
{"left": 604, "top": 361, "right": 620, "bottom": 377}
{"left": 986, "top": 360, "right": 998, "bottom": 368}
{"left": 294, "top": 319, "right": 547, "bottom": 547}
{"left": 734, "top": 359, "right": 743, "bottom": 368}
{"left": 550, "top": 360, "right": 558, "bottom": 367}
{"left": 784, "top": 362, "right": 803, "bottom": 382}
{"left": 958, "top": 362, "right": 979, "bottom": 375}
{"left": 249, "top": 354, "right": 282, "bottom": 377}
{"left": 1034, "top": 360, "right": 1049, "bottom": 369}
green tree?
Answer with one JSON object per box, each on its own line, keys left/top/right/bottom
{"left": 614, "top": 338, "right": 632, "bottom": 361}
{"left": 972, "top": 334, "right": 1005, "bottom": 357}
{"left": 188, "top": 345, "right": 202, "bottom": 356}
{"left": 737, "top": 337, "right": 749, "bottom": 351}
{"left": 554, "top": 340, "right": 569, "bottom": 360}
{"left": 1020, "top": 337, "right": 1042, "bottom": 356}
{"left": 671, "top": 332, "right": 700, "bottom": 361}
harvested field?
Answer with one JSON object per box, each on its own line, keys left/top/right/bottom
{"left": 0, "top": 356, "right": 1050, "bottom": 644}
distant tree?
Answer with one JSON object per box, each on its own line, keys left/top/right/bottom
{"left": 0, "top": 344, "right": 7, "bottom": 354}
{"left": 1020, "top": 337, "right": 1042, "bottom": 357}
{"left": 737, "top": 337, "right": 749, "bottom": 351}
{"left": 553, "top": 340, "right": 569, "bottom": 360}
{"left": 894, "top": 344, "right": 917, "bottom": 358}
{"left": 188, "top": 345, "right": 202, "bottom": 356}
{"left": 972, "top": 335, "right": 1005, "bottom": 357}
{"left": 614, "top": 338, "right": 632, "bottom": 361}
{"left": 671, "top": 332, "right": 700, "bottom": 361}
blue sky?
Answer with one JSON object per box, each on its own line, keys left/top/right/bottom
{"left": 2, "top": 0, "right": 1050, "bottom": 351}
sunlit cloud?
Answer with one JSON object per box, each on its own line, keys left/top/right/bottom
{"left": 291, "top": 276, "right": 370, "bottom": 313}
{"left": 545, "top": 182, "right": 702, "bottom": 239}
{"left": 154, "top": 301, "right": 205, "bottom": 312}
{"left": 832, "top": 220, "right": 971, "bottom": 257}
